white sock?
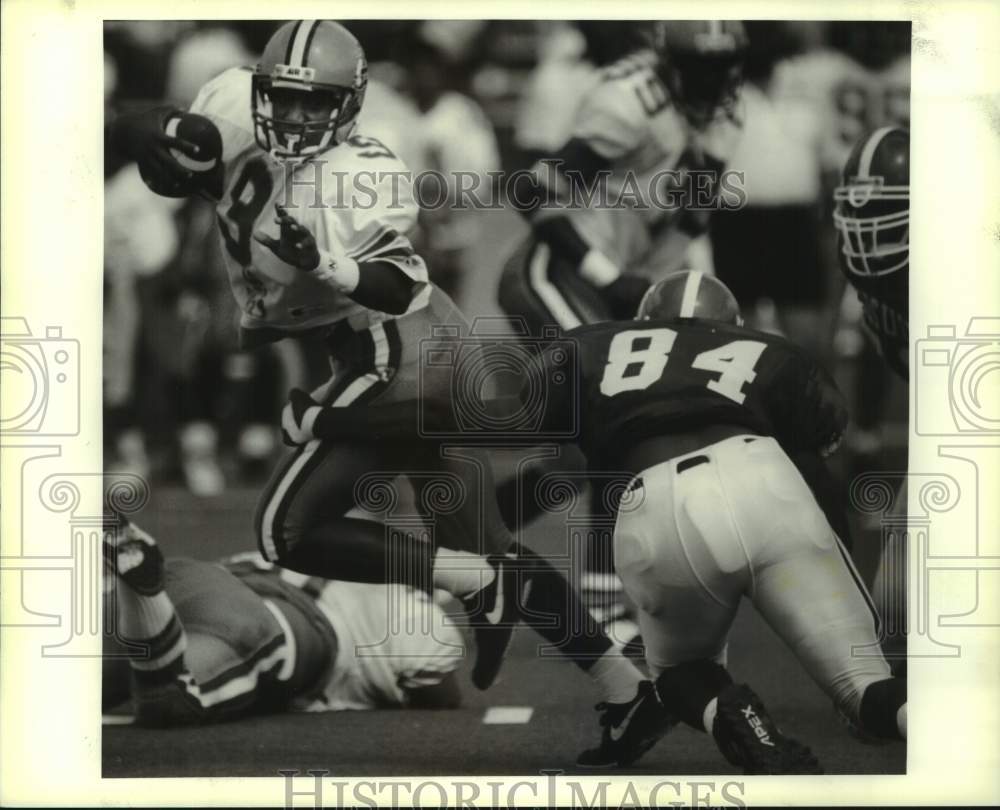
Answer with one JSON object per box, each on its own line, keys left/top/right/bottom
{"left": 897, "top": 703, "right": 907, "bottom": 739}
{"left": 589, "top": 648, "right": 644, "bottom": 705}
{"left": 432, "top": 548, "right": 496, "bottom": 598}
{"left": 703, "top": 697, "right": 719, "bottom": 734}
{"left": 116, "top": 586, "right": 174, "bottom": 641}
{"left": 114, "top": 584, "right": 187, "bottom": 674}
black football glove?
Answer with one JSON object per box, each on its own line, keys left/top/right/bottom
{"left": 254, "top": 204, "right": 321, "bottom": 271}
{"left": 603, "top": 274, "right": 652, "bottom": 320}
{"left": 803, "top": 363, "right": 849, "bottom": 458}
{"left": 108, "top": 106, "right": 202, "bottom": 192}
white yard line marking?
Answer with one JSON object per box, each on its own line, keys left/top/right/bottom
{"left": 482, "top": 706, "right": 534, "bottom": 725}
{"left": 102, "top": 714, "right": 135, "bottom": 725}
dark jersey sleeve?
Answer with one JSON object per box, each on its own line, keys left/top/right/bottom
{"left": 765, "top": 348, "right": 849, "bottom": 456}
{"left": 850, "top": 272, "right": 909, "bottom": 380}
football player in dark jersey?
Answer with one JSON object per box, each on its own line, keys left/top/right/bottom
{"left": 283, "top": 270, "right": 907, "bottom": 773}
{"left": 833, "top": 126, "right": 909, "bottom": 379}
{"left": 833, "top": 126, "right": 909, "bottom": 672}
{"left": 520, "top": 271, "right": 906, "bottom": 772}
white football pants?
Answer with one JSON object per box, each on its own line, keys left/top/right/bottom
{"left": 614, "top": 434, "right": 890, "bottom": 720}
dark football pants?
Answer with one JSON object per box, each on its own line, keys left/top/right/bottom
{"left": 497, "top": 236, "right": 612, "bottom": 335}
{"left": 255, "top": 288, "right": 513, "bottom": 574}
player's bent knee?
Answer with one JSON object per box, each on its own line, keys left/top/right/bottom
{"left": 654, "top": 659, "right": 733, "bottom": 731}
{"left": 857, "top": 677, "right": 906, "bottom": 741}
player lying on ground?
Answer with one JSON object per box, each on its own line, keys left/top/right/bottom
{"left": 495, "top": 20, "right": 748, "bottom": 646}
{"left": 103, "top": 517, "right": 464, "bottom": 726}
{"left": 281, "top": 271, "right": 908, "bottom": 773}
{"left": 108, "top": 19, "right": 656, "bottom": 764}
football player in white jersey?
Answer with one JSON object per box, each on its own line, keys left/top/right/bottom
{"left": 499, "top": 20, "right": 746, "bottom": 332}
{"left": 495, "top": 21, "right": 747, "bottom": 647}
{"left": 103, "top": 517, "right": 464, "bottom": 724}
{"left": 109, "top": 19, "right": 653, "bottom": 761}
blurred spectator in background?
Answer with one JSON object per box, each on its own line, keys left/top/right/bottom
{"left": 104, "top": 159, "right": 181, "bottom": 481}
{"left": 398, "top": 24, "right": 501, "bottom": 300}
{"left": 514, "top": 23, "right": 593, "bottom": 158}
{"left": 709, "top": 22, "right": 832, "bottom": 361}
{"left": 165, "top": 27, "right": 254, "bottom": 107}
{"left": 514, "top": 22, "right": 654, "bottom": 160}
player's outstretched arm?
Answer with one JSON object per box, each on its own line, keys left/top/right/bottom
{"left": 254, "top": 204, "right": 415, "bottom": 315}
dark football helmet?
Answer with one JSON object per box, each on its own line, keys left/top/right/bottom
{"left": 655, "top": 20, "right": 748, "bottom": 127}
{"left": 637, "top": 270, "right": 743, "bottom": 325}
{"left": 252, "top": 20, "right": 368, "bottom": 160}
{"left": 833, "top": 126, "right": 909, "bottom": 278}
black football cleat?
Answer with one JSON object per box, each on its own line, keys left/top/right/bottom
{"left": 462, "top": 550, "right": 530, "bottom": 690}
{"left": 104, "top": 518, "right": 165, "bottom": 596}
{"left": 712, "top": 684, "right": 823, "bottom": 775}
{"left": 576, "top": 680, "right": 673, "bottom": 768}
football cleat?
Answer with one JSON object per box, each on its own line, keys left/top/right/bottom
{"left": 576, "top": 680, "right": 673, "bottom": 768}
{"left": 104, "top": 517, "right": 165, "bottom": 597}
{"left": 462, "top": 547, "right": 531, "bottom": 690}
{"left": 712, "top": 684, "right": 823, "bottom": 775}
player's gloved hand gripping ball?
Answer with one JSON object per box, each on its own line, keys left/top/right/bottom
{"left": 111, "top": 106, "right": 223, "bottom": 199}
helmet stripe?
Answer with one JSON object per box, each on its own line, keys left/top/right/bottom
{"left": 301, "top": 19, "right": 321, "bottom": 67}
{"left": 679, "top": 271, "right": 704, "bottom": 317}
{"left": 288, "top": 19, "right": 319, "bottom": 68}
{"left": 857, "top": 126, "right": 895, "bottom": 179}
{"left": 284, "top": 20, "right": 302, "bottom": 64}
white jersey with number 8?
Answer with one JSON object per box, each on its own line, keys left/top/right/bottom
{"left": 190, "top": 67, "right": 429, "bottom": 345}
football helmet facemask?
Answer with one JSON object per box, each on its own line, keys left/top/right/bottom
{"left": 252, "top": 20, "right": 368, "bottom": 160}
{"left": 637, "top": 270, "right": 743, "bottom": 325}
{"left": 833, "top": 126, "right": 910, "bottom": 278}
{"left": 656, "top": 20, "right": 747, "bottom": 128}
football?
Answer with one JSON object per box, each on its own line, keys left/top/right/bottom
{"left": 138, "top": 111, "right": 223, "bottom": 198}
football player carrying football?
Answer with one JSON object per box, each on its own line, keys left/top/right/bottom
{"left": 833, "top": 126, "right": 910, "bottom": 671}
{"left": 103, "top": 516, "right": 464, "bottom": 725}
{"left": 109, "top": 19, "right": 651, "bottom": 755}
{"left": 495, "top": 20, "right": 747, "bottom": 649}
